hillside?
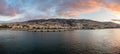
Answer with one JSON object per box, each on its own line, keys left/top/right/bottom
{"left": 0, "top": 19, "right": 120, "bottom": 32}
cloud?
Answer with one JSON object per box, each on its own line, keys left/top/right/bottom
{"left": 106, "top": 3, "right": 120, "bottom": 12}
{"left": 0, "top": 0, "right": 17, "bottom": 16}
{"left": 0, "top": 0, "right": 120, "bottom": 21}
{"left": 0, "top": 0, "right": 7, "bottom": 15}
{"left": 57, "top": 0, "right": 120, "bottom": 16}
{"left": 1, "top": 0, "right": 102, "bottom": 17}
{"left": 101, "top": 0, "right": 120, "bottom": 12}
{"left": 56, "top": 0, "right": 102, "bottom": 16}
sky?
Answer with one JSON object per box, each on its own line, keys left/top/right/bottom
{"left": 0, "top": 0, "right": 120, "bottom": 22}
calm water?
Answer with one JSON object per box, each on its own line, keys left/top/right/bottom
{"left": 0, "top": 29, "right": 120, "bottom": 54}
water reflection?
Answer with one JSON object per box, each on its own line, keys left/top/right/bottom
{"left": 0, "top": 29, "right": 120, "bottom": 54}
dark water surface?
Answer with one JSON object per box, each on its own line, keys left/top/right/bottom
{"left": 0, "top": 29, "right": 120, "bottom": 54}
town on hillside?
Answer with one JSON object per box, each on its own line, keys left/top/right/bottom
{"left": 0, "top": 19, "right": 120, "bottom": 32}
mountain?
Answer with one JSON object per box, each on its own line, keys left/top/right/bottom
{"left": 24, "top": 19, "right": 120, "bottom": 29}
{"left": 0, "top": 19, "right": 120, "bottom": 32}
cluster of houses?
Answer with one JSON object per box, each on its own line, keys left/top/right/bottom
{"left": 0, "top": 19, "right": 120, "bottom": 32}
{"left": 3, "top": 23, "right": 80, "bottom": 30}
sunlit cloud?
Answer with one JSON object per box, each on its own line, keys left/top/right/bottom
{"left": 0, "top": 14, "right": 24, "bottom": 21}
{"left": 57, "top": 0, "right": 102, "bottom": 16}
{"left": 0, "top": 0, "right": 120, "bottom": 21}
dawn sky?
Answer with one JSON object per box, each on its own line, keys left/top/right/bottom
{"left": 0, "top": 0, "right": 120, "bottom": 21}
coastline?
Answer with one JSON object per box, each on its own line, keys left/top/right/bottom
{"left": 0, "top": 19, "right": 120, "bottom": 32}
{"left": 0, "top": 28, "right": 119, "bottom": 32}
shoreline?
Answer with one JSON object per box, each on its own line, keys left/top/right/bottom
{"left": 0, "top": 28, "right": 120, "bottom": 32}
{"left": 0, "top": 19, "right": 120, "bottom": 32}
{"left": 10, "top": 28, "right": 75, "bottom": 32}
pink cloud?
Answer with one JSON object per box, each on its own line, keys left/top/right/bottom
{"left": 0, "top": 0, "right": 17, "bottom": 16}
{"left": 57, "top": 0, "right": 120, "bottom": 16}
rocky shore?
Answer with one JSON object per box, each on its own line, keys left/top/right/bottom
{"left": 0, "top": 19, "right": 120, "bottom": 32}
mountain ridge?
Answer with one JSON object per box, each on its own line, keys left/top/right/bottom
{"left": 0, "top": 19, "right": 120, "bottom": 32}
